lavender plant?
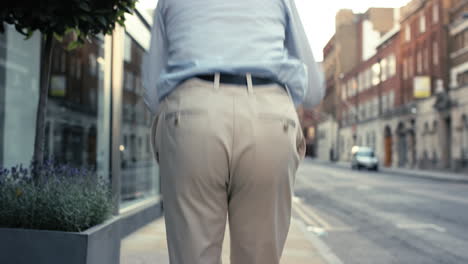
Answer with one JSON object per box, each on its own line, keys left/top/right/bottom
{"left": 0, "top": 161, "right": 113, "bottom": 232}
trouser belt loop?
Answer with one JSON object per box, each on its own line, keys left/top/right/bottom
{"left": 214, "top": 72, "right": 221, "bottom": 90}
{"left": 246, "top": 73, "right": 254, "bottom": 94}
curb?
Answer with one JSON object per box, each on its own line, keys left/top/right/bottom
{"left": 293, "top": 219, "right": 344, "bottom": 264}
{"left": 306, "top": 158, "right": 468, "bottom": 184}
{"left": 379, "top": 168, "right": 468, "bottom": 184}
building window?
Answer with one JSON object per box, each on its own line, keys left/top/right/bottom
{"left": 358, "top": 72, "right": 364, "bottom": 92}
{"left": 372, "top": 100, "right": 377, "bottom": 117}
{"left": 88, "top": 53, "right": 97, "bottom": 76}
{"left": 405, "top": 24, "right": 411, "bottom": 42}
{"left": 381, "top": 58, "right": 388, "bottom": 82}
{"left": 124, "top": 34, "right": 132, "bottom": 62}
{"left": 372, "top": 63, "right": 380, "bottom": 86}
{"left": 341, "top": 84, "right": 347, "bottom": 99}
{"left": 344, "top": 81, "right": 348, "bottom": 97}
{"left": 423, "top": 47, "right": 429, "bottom": 71}
{"left": 339, "top": 136, "right": 344, "bottom": 154}
{"left": 409, "top": 56, "right": 413, "bottom": 77}
{"left": 388, "top": 54, "right": 396, "bottom": 77}
{"left": 364, "top": 71, "right": 369, "bottom": 91}
{"left": 461, "top": 32, "right": 464, "bottom": 50}
{"left": 433, "top": 41, "right": 439, "bottom": 65}
{"left": 464, "top": 30, "right": 468, "bottom": 48}
{"left": 456, "top": 71, "right": 468, "bottom": 87}
{"left": 417, "top": 51, "right": 422, "bottom": 74}
{"left": 388, "top": 91, "right": 395, "bottom": 110}
{"left": 373, "top": 131, "right": 376, "bottom": 149}
{"left": 382, "top": 94, "right": 388, "bottom": 112}
{"left": 374, "top": 98, "right": 379, "bottom": 117}
{"left": 403, "top": 59, "right": 408, "bottom": 80}
{"left": 419, "top": 14, "right": 426, "bottom": 33}
{"left": 362, "top": 70, "right": 367, "bottom": 90}
{"left": 352, "top": 108, "right": 356, "bottom": 122}
{"left": 361, "top": 104, "right": 366, "bottom": 120}
{"left": 433, "top": 4, "right": 439, "bottom": 24}
{"left": 124, "top": 70, "right": 134, "bottom": 91}
{"left": 367, "top": 101, "right": 372, "bottom": 119}
{"left": 352, "top": 77, "right": 358, "bottom": 95}
{"left": 346, "top": 80, "right": 351, "bottom": 97}
{"left": 453, "top": 31, "right": 467, "bottom": 51}
{"left": 462, "top": 114, "right": 468, "bottom": 159}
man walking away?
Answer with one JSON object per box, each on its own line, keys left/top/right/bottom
{"left": 143, "top": 0, "right": 324, "bottom": 263}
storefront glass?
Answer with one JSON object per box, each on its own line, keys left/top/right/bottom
{"left": 119, "top": 33, "right": 160, "bottom": 205}
{"left": 0, "top": 25, "right": 41, "bottom": 167}
{"left": 0, "top": 25, "right": 111, "bottom": 182}
{"left": 1, "top": 18, "right": 159, "bottom": 209}
{"left": 45, "top": 36, "right": 111, "bottom": 181}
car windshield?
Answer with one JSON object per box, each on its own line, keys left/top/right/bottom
{"left": 356, "top": 151, "right": 375, "bottom": 157}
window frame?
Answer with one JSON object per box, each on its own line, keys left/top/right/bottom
{"left": 419, "top": 14, "right": 426, "bottom": 33}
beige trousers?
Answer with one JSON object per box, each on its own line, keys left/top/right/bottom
{"left": 151, "top": 74, "right": 306, "bottom": 264}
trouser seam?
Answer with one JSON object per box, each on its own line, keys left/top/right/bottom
{"left": 227, "top": 95, "right": 235, "bottom": 197}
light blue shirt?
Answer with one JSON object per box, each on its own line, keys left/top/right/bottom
{"left": 143, "top": 0, "right": 324, "bottom": 114}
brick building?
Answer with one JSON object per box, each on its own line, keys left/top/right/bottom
{"left": 321, "top": 0, "right": 467, "bottom": 172}
{"left": 312, "top": 10, "right": 361, "bottom": 160}
{"left": 315, "top": 8, "right": 395, "bottom": 160}
{"left": 399, "top": 0, "right": 450, "bottom": 104}
{"left": 321, "top": 36, "right": 338, "bottom": 119}
{"left": 316, "top": 36, "right": 339, "bottom": 160}
{"left": 448, "top": 0, "right": 468, "bottom": 171}
{"left": 392, "top": 0, "right": 464, "bottom": 171}
{"left": 338, "top": 28, "right": 401, "bottom": 164}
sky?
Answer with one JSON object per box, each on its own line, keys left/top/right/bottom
{"left": 138, "top": 0, "right": 411, "bottom": 61}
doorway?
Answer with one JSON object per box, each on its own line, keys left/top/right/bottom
{"left": 384, "top": 126, "right": 393, "bottom": 167}
{"left": 444, "top": 117, "right": 452, "bottom": 169}
{"left": 397, "top": 122, "right": 407, "bottom": 167}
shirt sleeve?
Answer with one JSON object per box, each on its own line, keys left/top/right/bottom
{"left": 143, "top": 1, "right": 168, "bottom": 115}
{"left": 284, "top": 0, "right": 325, "bottom": 109}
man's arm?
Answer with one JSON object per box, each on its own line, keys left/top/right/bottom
{"left": 143, "top": 1, "right": 168, "bottom": 115}
{"left": 284, "top": 0, "right": 325, "bottom": 110}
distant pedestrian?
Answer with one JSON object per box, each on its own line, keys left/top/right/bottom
{"left": 143, "top": 0, "right": 324, "bottom": 263}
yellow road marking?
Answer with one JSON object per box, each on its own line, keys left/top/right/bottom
{"left": 300, "top": 203, "right": 332, "bottom": 229}
{"left": 293, "top": 203, "right": 322, "bottom": 227}
{"left": 293, "top": 199, "right": 332, "bottom": 229}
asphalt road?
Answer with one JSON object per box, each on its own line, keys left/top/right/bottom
{"left": 293, "top": 159, "right": 468, "bottom": 264}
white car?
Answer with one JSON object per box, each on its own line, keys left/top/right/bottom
{"left": 351, "top": 146, "right": 379, "bottom": 171}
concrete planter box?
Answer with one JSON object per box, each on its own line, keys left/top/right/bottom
{"left": 0, "top": 217, "right": 121, "bottom": 264}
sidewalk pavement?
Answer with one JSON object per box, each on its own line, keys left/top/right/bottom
{"left": 120, "top": 216, "right": 327, "bottom": 264}
{"left": 309, "top": 158, "right": 468, "bottom": 183}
